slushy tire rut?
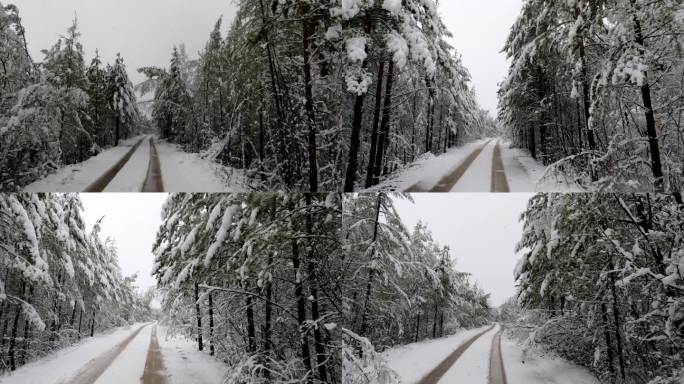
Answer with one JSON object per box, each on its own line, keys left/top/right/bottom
{"left": 83, "top": 137, "right": 146, "bottom": 192}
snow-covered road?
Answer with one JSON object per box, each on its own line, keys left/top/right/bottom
{"left": 24, "top": 135, "right": 242, "bottom": 192}
{"left": 0, "top": 323, "right": 226, "bottom": 384}
{"left": 384, "top": 323, "right": 598, "bottom": 384}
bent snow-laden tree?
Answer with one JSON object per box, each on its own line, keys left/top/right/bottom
{"left": 499, "top": 0, "right": 683, "bottom": 192}
{"left": 0, "top": 3, "right": 142, "bottom": 190}
{"left": 0, "top": 193, "right": 152, "bottom": 372}
{"left": 513, "top": 193, "right": 684, "bottom": 384}
{"left": 142, "top": 0, "right": 493, "bottom": 192}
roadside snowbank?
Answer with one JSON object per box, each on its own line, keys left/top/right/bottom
{"left": 155, "top": 140, "right": 246, "bottom": 192}
{"left": 157, "top": 326, "right": 226, "bottom": 384}
{"left": 501, "top": 336, "right": 599, "bottom": 384}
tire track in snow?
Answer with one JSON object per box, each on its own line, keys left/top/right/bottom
{"left": 416, "top": 324, "right": 496, "bottom": 384}
{"left": 490, "top": 141, "right": 510, "bottom": 193}
{"left": 83, "top": 137, "right": 146, "bottom": 192}
{"left": 142, "top": 138, "right": 165, "bottom": 192}
{"left": 60, "top": 323, "right": 151, "bottom": 384}
{"left": 489, "top": 325, "right": 508, "bottom": 384}
{"left": 407, "top": 140, "right": 493, "bottom": 192}
{"left": 142, "top": 324, "right": 168, "bottom": 384}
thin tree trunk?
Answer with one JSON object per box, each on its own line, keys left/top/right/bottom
{"left": 360, "top": 194, "right": 382, "bottom": 335}
{"left": 305, "top": 194, "right": 328, "bottom": 382}
{"left": 601, "top": 302, "right": 616, "bottom": 378}
{"left": 194, "top": 282, "right": 203, "bottom": 351}
{"left": 373, "top": 61, "right": 395, "bottom": 185}
{"left": 246, "top": 295, "right": 256, "bottom": 353}
{"left": 291, "top": 238, "right": 313, "bottom": 382}
{"left": 365, "top": 61, "right": 386, "bottom": 188}
{"left": 301, "top": 9, "right": 318, "bottom": 193}
{"left": 208, "top": 291, "right": 215, "bottom": 356}
{"left": 629, "top": 3, "right": 664, "bottom": 191}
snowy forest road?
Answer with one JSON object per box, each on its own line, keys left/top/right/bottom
{"left": 83, "top": 136, "right": 166, "bottom": 193}
{"left": 61, "top": 323, "right": 152, "bottom": 384}
{"left": 416, "top": 324, "right": 496, "bottom": 384}
{"left": 142, "top": 325, "right": 167, "bottom": 384}
{"left": 489, "top": 326, "right": 508, "bottom": 384}
{"left": 406, "top": 140, "right": 511, "bottom": 192}
{"left": 83, "top": 137, "right": 146, "bottom": 192}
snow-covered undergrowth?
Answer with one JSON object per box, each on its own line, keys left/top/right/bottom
{"left": 155, "top": 139, "right": 246, "bottom": 192}
{"left": 157, "top": 326, "right": 226, "bottom": 384}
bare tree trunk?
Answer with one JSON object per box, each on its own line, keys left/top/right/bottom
{"left": 365, "top": 61, "right": 386, "bottom": 188}
{"left": 305, "top": 194, "right": 328, "bottom": 382}
{"left": 208, "top": 291, "right": 215, "bottom": 356}
{"left": 291, "top": 238, "right": 313, "bottom": 383}
{"left": 360, "top": 194, "right": 382, "bottom": 335}
{"left": 246, "top": 295, "right": 256, "bottom": 353}
{"left": 301, "top": 8, "right": 318, "bottom": 193}
{"left": 194, "top": 282, "right": 203, "bottom": 351}
{"left": 373, "top": 61, "right": 395, "bottom": 185}
{"left": 629, "top": 2, "right": 664, "bottom": 191}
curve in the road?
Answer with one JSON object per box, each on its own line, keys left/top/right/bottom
{"left": 491, "top": 142, "right": 510, "bottom": 193}
{"left": 416, "top": 325, "right": 496, "bottom": 384}
{"left": 142, "top": 138, "right": 165, "bottom": 192}
{"left": 142, "top": 324, "right": 167, "bottom": 384}
{"left": 489, "top": 326, "right": 508, "bottom": 384}
{"left": 83, "top": 137, "right": 146, "bottom": 192}
{"left": 61, "top": 323, "right": 151, "bottom": 384}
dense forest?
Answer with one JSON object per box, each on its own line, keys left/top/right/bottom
{"left": 0, "top": 193, "right": 152, "bottom": 372}
{"left": 140, "top": 0, "right": 494, "bottom": 192}
{"left": 0, "top": 3, "right": 142, "bottom": 190}
{"left": 506, "top": 193, "right": 684, "bottom": 384}
{"left": 499, "top": 0, "right": 683, "bottom": 192}
{"left": 152, "top": 193, "right": 489, "bottom": 384}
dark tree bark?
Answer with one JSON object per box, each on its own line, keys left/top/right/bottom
{"left": 365, "top": 61, "right": 386, "bottom": 188}
{"left": 291, "top": 238, "right": 313, "bottom": 383}
{"left": 194, "top": 282, "right": 204, "bottom": 351}
{"left": 372, "top": 61, "right": 395, "bottom": 185}
{"left": 301, "top": 8, "right": 318, "bottom": 193}
{"left": 601, "top": 302, "right": 616, "bottom": 377}
{"left": 629, "top": 3, "right": 664, "bottom": 191}
{"left": 305, "top": 194, "right": 328, "bottom": 382}
{"left": 246, "top": 295, "right": 256, "bottom": 353}
{"left": 208, "top": 291, "right": 215, "bottom": 356}
{"left": 359, "top": 194, "right": 382, "bottom": 335}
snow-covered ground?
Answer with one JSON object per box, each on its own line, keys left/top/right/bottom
{"left": 369, "top": 139, "right": 491, "bottom": 192}
{"left": 157, "top": 326, "right": 226, "bottom": 384}
{"left": 499, "top": 141, "right": 582, "bottom": 192}
{"left": 155, "top": 140, "right": 245, "bottom": 192}
{"left": 24, "top": 135, "right": 146, "bottom": 192}
{"left": 383, "top": 325, "right": 491, "bottom": 383}
{"left": 0, "top": 323, "right": 147, "bottom": 384}
{"left": 95, "top": 324, "right": 153, "bottom": 384}
{"left": 450, "top": 140, "right": 497, "bottom": 192}
{"left": 501, "top": 336, "right": 599, "bottom": 384}
{"left": 438, "top": 324, "right": 499, "bottom": 384}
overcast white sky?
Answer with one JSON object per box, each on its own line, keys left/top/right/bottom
{"left": 80, "top": 193, "right": 168, "bottom": 292}
{"left": 12, "top": 0, "right": 520, "bottom": 115}
{"left": 394, "top": 193, "right": 532, "bottom": 307}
